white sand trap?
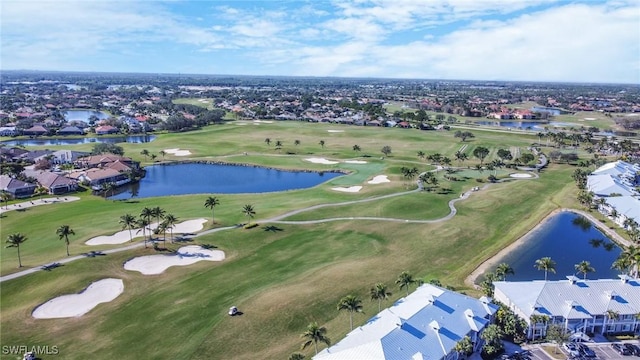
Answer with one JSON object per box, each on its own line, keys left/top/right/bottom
{"left": 253, "top": 120, "right": 273, "bottom": 124}
{"left": 327, "top": 130, "right": 344, "bottom": 133}
{"left": 345, "top": 160, "right": 367, "bottom": 164}
{"left": 368, "top": 175, "right": 390, "bottom": 184}
{"left": 584, "top": 117, "right": 596, "bottom": 120}
{"left": 164, "top": 148, "right": 191, "bottom": 156}
{"left": 124, "top": 245, "right": 226, "bottom": 275}
{"left": 331, "top": 186, "right": 362, "bottom": 193}
{"left": 86, "top": 218, "right": 207, "bottom": 245}
{"left": 305, "top": 157, "right": 339, "bottom": 165}
{"left": 510, "top": 173, "right": 533, "bottom": 178}
{"left": 32, "top": 278, "right": 124, "bottom": 319}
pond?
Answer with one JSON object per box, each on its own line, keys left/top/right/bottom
{"left": 1, "top": 135, "right": 156, "bottom": 146}
{"left": 63, "top": 110, "right": 110, "bottom": 122}
{"left": 488, "top": 211, "right": 622, "bottom": 281}
{"left": 108, "top": 163, "right": 344, "bottom": 199}
{"left": 474, "top": 121, "right": 572, "bottom": 130}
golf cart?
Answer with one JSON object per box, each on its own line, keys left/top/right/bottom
{"left": 228, "top": 306, "right": 238, "bottom": 316}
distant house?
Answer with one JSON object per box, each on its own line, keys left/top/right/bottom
{"left": 22, "top": 125, "right": 48, "bottom": 136}
{"left": 0, "top": 175, "right": 36, "bottom": 198}
{"left": 50, "top": 150, "right": 90, "bottom": 164}
{"left": 314, "top": 284, "right": 498, "bottom": 360}
{"left": 22, "top": 170, "right": 78, "bottom": 195}
{"left": 58, "top": 126, "right": 84, "bottom": 135}
{"left": 95, "top": 125, "right": 119, "bottom": 135}
{"left": 0, "top": 126, "right": 18, "bottom": 136}
{"left": 494, "top": 276, "right": 640, "bottom": 339}
{"left": 75, "top": 154, "right": 134, "bottom": 169}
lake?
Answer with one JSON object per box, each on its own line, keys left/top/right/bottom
{"left": 474, "top": 121, "right": 572, "bottom": 130}
{"left": 64, "top": 110, "right": 110, "bottom": 122}
{"left": 489, "top": 211, "right": 622, "bottom": 281}
{"left": 1, "top": 135, "right": 156, "bottom": 146}
{"left": 108, "top": 163, "right": 344, "bottom": 199}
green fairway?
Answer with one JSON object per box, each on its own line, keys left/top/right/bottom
{"left": 0, "top": 121, "right": 594, "bottom": 359}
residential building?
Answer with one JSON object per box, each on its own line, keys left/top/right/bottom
{"left": 314, "top": 284, "right": 498, "bottom": 360}
{"left": 494, "top": 276, "right": 640, "bottom": 339}
{"left": 68, "top": 168, "right": 130, "bottom": 190}
{"left": 0, "top": 175, "right": 36, "bottom": 198}
{"left": 22, "top": 170, "right": 78, "bottom": 195}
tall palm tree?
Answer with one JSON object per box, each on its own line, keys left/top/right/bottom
{"left": 417, "top": 150, "right": 425, "bottom": 160}
{"left": 151, "top": 206, "right": 165, "bottom": 228}
{"left": 6, "top": 233, "right": 27, "bottom": 267}
{"left": 264, "top": 138, "right": 271, "bottom": 146}
{"left": 495, "top": 263, "right": 515, "bottom": 281}
{"left": 534, "top": 257, "right": 556, "bottom": 281}
{"left": 136, "top": 218, "right": 151, "bottom": 248}
{"left": 352, "top": 144, "right": 361, "bottom": 153}
{"left": 159, "top": 150, "right": 166, "bottom": 160}
{"left": 319, "top": 140, "right": 325, "bottom": 148}
{"left": 300, "top": 322, "right": 330, "bottom": 355}
{"left": 140, "top": 149, "right": 149, "bottom": 161}
{"left": 1, "top": 191, "right": 12, "bottom": 209}
{"left": 294, "top": 139, "right": 301, "bottom": 147}
{"left": 605, "top": 310, "right": 620, "bottom": 334}
{"left": 370, "top": 283, "right": 392, "bottom": 312}
{"left": 164, "top": 214, "right": 178, "bottom": 243}
{"left": 242, "top": 204, "right": 256, "bottom": 225}
{"left": 574, "top": 260, "right": 595, "bottom": 280}
{"left": 34, "top": 185, "right": 48, "bottom": 200}
{"left": 396, "top": 271, "right": 417, "bottom": 296}
{"left": 204, "top": 196, "right": 220, "bottom": 223}
{"left": 337, "top": 295, "right": 363, "bottom": 330}
{"left": 156, "top": 221, "right": 168, "bottom": 248}
{"left": 56, "top": 225, "right": 75, "bottom": 256}
{"left": 454, "top": 335, "right": 474, "bottom": 358}
{"left": 119, "top": 214, "right": 137, "bottom": 242}
{"left": 615, "top": 246, "right": 640, "bottom": 278}
{"left": 140, "top": 207, "right": 153, "bottom": 226}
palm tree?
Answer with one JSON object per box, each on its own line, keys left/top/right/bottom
{"left": 56, "top": 225, "right": 75, "bottom": 256}
{"left": 136, "top": 218, "right": 151, "bottom": 248}
{"left": 159, "top": 150, "right": 166, "bottom": 160}
{"left": 164, "top": 214, "right": 178, "bottom": 243}
{"left": 337, "top": 295, "right": 363, "bottom": 330}
{"left": 242, "top": 204, "right": 256, "bottom": 225}
{"left": 204, "top": 196, "right": 220, "bottom": 223}
{"left": 1, "top": 191, "right": 13, "bottom": 209}
{"left": 615, "top": 245, "right": 640, "bottom": 278}
{"left": 534, "top": 257, "right": 556, "bottom": 281}
{"left": 294, "top": 139, "right": 301, "bottom": 147}
{"left": 417, "top": 150, "right": 425, "bottom": 160}
{"left": 119, "top": 214, "right": 137, "bottom": 242}
{"left": 264, "top": 138, "right": 271, "bottom": 146}
{"left": 574, "top": 260, "right": 595, "bottom": 279}
{"left": 319, "top": 140, "right": 325, "bottom": 148}
{"left": 454, "top": 335, "right": 474, "bottom": 358}
{"left": 151, "top": 206, "right": 166, "bottom": 226}
{"left": 495, "top": 263, "right": 514, "bottom": 281}
{"left": 34, "top": 185, "right": 48, "bottom": 200}
{"left": 605, "top": 310, "right": 620, "bottom": 334}
{"left": 140, "top": 207, "right": 153, "bottom": 226}
{"left": 140, "top": 149, "right": 149, "bottom": 161}
{"left": 6, "top": 233, "right": 27, "bottom": 267}
{"left": 370, "top": 283, "right": 392, "bottom": 312}
{"left": 352, "top": 144, "right": 361, "bottom": 153}
{"left": 300, "top": 322, "right": 330, "bottom": 355}
{"left": 396, "top": 271, "right": 417, "bottom": 296}
{"left": 150, "top": 153, "right": 157, "bottom": 162}
{"left": 156, "top": 221, "right": 168, "bottom": 248}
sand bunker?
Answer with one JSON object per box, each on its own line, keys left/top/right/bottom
{"left": 331, "top": 186, "right": 362, "bottom": 193}
{"left": 305, "top": 157, "right": 339, "bottom": 165}
{"left": 344, "top": 160, "right": 367, "bottom": 164}
{"left": 368, "top": 175, "right": 390, "bottom": 184}
{"left": 253, "top": 120, "right": 273, "bottom": 124}
{"left": 124, "top": 245, "right": 226, "bottom": 275}
{"left": 32, "top": 278, "right": 124, "bottom": 319}
{"left": 510, "top": 173, "right": 533, "bottom": 178}
{"left": 86, "top": 218, "right": 207, "bottom": 246}
{"left": 164, "top": 148, "right": 192, "bottom": 156}
{"left": 327, "top": 130, "right": 344, "bottom": 133}
{"left": 584, "top": 117, "right": 596, "bottom": 120}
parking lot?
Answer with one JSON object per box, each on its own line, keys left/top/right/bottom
{"left": 502, "top": 340, "right": 640, "bottom": 360}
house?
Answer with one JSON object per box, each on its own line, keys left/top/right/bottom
{"left": 57, "top": 126, "right": 84, "bottom": 135}
{"left": 599, "top": 196, "right": 640, "bottom": 229}
{"left": 75, "top": 154, "right": 134, "bottom": 169}
{"left": 0, "top": 175, "right": 37, "bottom": 198}
{"left": 0, "top": 126, "right": 18, "bottom": 136}
{"left": 50, "top": 150, "right": 90, "bottom": 164}
{"left": 592, "top": 161, "right": 640, "bottom": 186}
{"left": 68, "top": 168, "right": 130, "bottom": 190}
{"left": 22, "top": 170, "right": 78, "bottom": 195}
{"left": 22, "top": 125, "right": 48, "bottom": 136}
{"left": 95, "top": 125, "right": 119, "bottom": 135}
{"left": 587, "top": 174, "right": 636, "bottom": 197}
{"left": 494, "top": 276, "right": 640, "bottom": 339}
{"left": 314, "top": 284, "right": 498, "bottom": 360}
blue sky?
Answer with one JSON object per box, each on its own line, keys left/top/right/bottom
{"left": 2, "top": 0, "right": 638, "bottom": 83}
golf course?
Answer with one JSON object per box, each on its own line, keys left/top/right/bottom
{"left": 1, "top": 121, "right": 598, "bottom": 359}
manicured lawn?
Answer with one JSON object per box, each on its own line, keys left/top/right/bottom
{"left": 1, "top": 121, "right": 590, "bottom": 359}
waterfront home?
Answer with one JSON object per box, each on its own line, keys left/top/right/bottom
{"left": 494, "top": 276, "right": 640, "bottom": 340}
{"left": 94, "top": 125, "right": 119, "bottom": 135}
{"left": 0, "top": 175, "right": 36, "bottom": 198}
{"left": 57, "top": 126, "right": 84, "bottom": 135}
{"left": 75, "top": 154, "right": 134, "bottom": 169}
{"left": 0, "top": 126, "right": 18, "bottom": 136}
{"left": 22, "top": 170, "right": 78, "bottom": 195}
{"left": 600, "top": 195, "right": 640, "bottom": 229}
{"left": 50, "top": 150, "right": 90, "bottom": 164}
{"left": 22, "top": 125, "right": 48, "bottom": 136}
{"left": 314, "top": 284, "right": 498, "bottom": 360}
{"left": 68, "top": 168, "right": 130, "bottom": 190}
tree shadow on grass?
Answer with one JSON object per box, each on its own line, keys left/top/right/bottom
{"left": 41, "top": 262, "right": 63, "bottom": 271}
{"left": 263, "top": 225, "right": 284, "bottom": 232}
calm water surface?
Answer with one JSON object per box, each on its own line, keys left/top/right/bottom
{"left": 2, "top": 135, "right": 156, "bottom": 146}
{"left": 108, "top": 163, "right": 343, "bottom": 199}
{"left": 490, "top": 212, "right": 622, "bottom": 281}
